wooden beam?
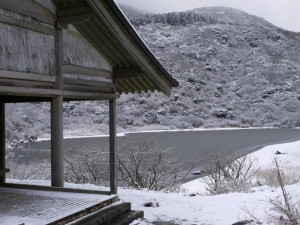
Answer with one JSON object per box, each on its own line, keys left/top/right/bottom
{"left": 0, "top": 85, "right": 119, "bottom": 100}
{"left": 109, "top": 97, "right": 117, "bottom": 194}
{"left": 0, "top": 103, "right": 5, "bottom": 184}
{"left": 0, "top": 69, "right": 55, "bottom": 88}
{"left": 0, "top": 85, "right": 118, "bottom": 100}
{"left": 0, "top": 70, "right": 55, "bottom": 83}
{"left": 113, "top": 67, "right": 144, "bottom": 80}
{"left": 0, "top": 78, "right": 54, "bottom": 89}
{"left": 0, "top": 0, "right": 56, "bottom": 25}
{"left": 0, "top": 14, "right": 55, "bottom": 36}
{"left": 63, "top": 64, "right": 112, "bottom": 79}
{"left": 63, "top": 91, "right": 118, "bottom": 100}
{"left": 1, "top": 183, "right": 111, "bottom": 196}
{"left": 63, "top": 77, "right": 113, "bottom": 89}
{"left": 0, "top": 86, "right": 62, "bottom": 97}
{"left": 63, "top": 84, "right": 112, "bottom": 94}
{"left": 0, "top": 96, "right": 51, "bottom": 103}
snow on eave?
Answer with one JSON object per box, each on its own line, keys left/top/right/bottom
{"left": 107, "top": 0, "right": 179, "bottom": 89}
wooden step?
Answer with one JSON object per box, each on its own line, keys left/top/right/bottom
{"left": 67, "top": 202, "right": 132, "bottom": 225}
{"left": 101, "top": 210, "right": 144, "bottom": 225}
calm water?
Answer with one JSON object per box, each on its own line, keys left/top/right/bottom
{"left": 10, "top": 128, "right": 300, "bottom": 182}
{"left": 13, "top": 128, "right": 300, "bottom": 163}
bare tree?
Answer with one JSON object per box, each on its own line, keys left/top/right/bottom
{"left": 240, "top": 205, "right": 263, "bottom": 225}
{"left": 202, "top": 154, "right": 257, "bottom": 195}
{"left": 117, "top": 138, "right": 194, "bottom": 191}
{"left": 267, "top": 158, "right": 300, "bottom": 225}
{"left": 64, "top": 145, "right": 109, "bottom": 185}
{"left": 7, "top": 161, "right": 50, "bottom": 180}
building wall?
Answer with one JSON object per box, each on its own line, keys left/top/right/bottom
{"left": 0, "top": 1, "right": 115, "bottom": 97}
{"left": 0, "top": 6, "right": 112, "bottom": 76}
{"left": 0, "top": 10, "right": 54, "bottom": 75}
{"left": 64, "top": 27, "right": 112, "bottom": 72}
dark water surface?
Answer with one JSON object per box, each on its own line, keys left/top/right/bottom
{"left": 14, "top": 128, "right": 300, "bottom": 163}
{"left": 10, "top": 128, "right": 300, "bottom": 182}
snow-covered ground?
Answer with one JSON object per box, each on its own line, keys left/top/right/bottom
{"left": 122, "top": 140, "right": 300, "bottom": 225}
{"left": 7, "top": 140, "right": 300, "bottom": 225}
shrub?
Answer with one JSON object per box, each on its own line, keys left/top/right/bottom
{"left": 255, "top": 167, "right": 299, "bottom": 187}
{"left": 266, "top": 159, "right": 300, "bottom": 225}
{"left": 243, "top": 159, "right": 300, "bottom": 225}
{"left": 117, "top": 138, "right": 194, "bottom": 191}
{"left": 201, "top": 154, "right": 257, "bottom": 195}
{"left": 7, "top": 161, "right": 50, "bottom": 181}
{"left": 64, "top": 144, "right": 109, "bottom": 185}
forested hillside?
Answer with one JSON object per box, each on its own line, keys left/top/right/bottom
{"left": 118, "top": 6, "right": 300, "bottom": 128}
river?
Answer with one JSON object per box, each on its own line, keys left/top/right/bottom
{"left": 10, "top": 128, "right": 300, "bottom": 181}
{"left": 12, "top": 128, "right": 300, "bottom": 162}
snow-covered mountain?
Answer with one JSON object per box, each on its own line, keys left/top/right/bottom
{"left": 189, "top": 7, "right": 272, "bottom": 26}
{"left": 6, "top": 6, "right": 300, "bottom": 141}
{"left": 116, "top": 6, "right": 300, "bottom": 129}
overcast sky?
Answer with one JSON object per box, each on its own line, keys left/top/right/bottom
{"left": 115, "top": 0, "right": 300, "bottom": 32}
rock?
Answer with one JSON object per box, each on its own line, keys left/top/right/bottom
{"left": 232, "top": 220, "right": 255, "bottom": 225}
{"left": 143, "top": 199, "right": 159, "bottom": 207}
{"left": 275, "top": 150, "right": 286, "bottom": 155}
{"left": 192, "top": 170, "right": 206, "bottom": 176}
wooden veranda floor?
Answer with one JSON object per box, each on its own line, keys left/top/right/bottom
{"left": 0, "top": 187, "right": 118, "bottom": 225}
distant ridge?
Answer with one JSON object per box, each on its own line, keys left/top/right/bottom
{"left": 123, "top": 6, "right": 273, "bottom": 27}
{"left": 118, "top": 4, "right": 149, "bottom": 18}
{"left": 189, "top": 7, "right": 273, "bottom": 26}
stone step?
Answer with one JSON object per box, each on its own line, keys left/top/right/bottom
{"left": 67, "top": 202, "right": 132, "bottom": 225}
{"left": 101, "top": 210, "right": 144, "bottom": 225}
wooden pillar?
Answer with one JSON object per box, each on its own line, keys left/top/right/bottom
{"left": 109, "top": 98, "right": 117, "bottom": 194}
{"left": 0, "top": 103, "right": 5, "bottom": 184}
{"left": 51, "top": 96, "right": 64, "bottom": 187}
{"left": 51, "top": 28, "right": 64, "bottom": 187}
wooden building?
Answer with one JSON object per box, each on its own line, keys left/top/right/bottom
{"left": 0, "top": 0, "right": 178, "bottom": 224}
